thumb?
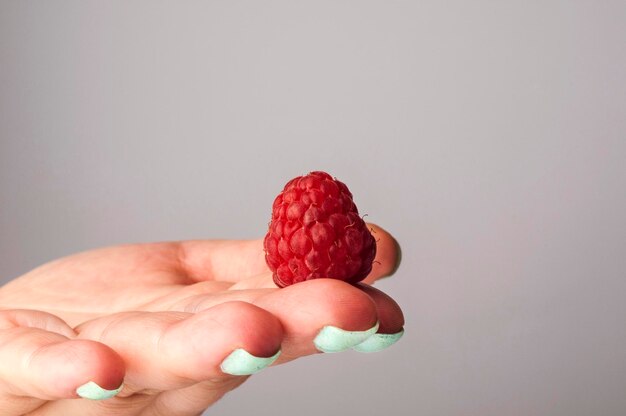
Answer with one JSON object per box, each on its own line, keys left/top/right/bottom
{"left": 0, "top": 309, "right": 125, "bottom": 414}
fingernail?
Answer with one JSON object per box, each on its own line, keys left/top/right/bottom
{"left": 314, "top": 321, "right": 379, "bottom": 353}
{"left": 352, "top": 329, "right": 404, "bottom": 353}
{"left": 220, "top": 348, "right": 281, "bottom": 375}
{"left": 76, "top": 381, "right": 123, "bottom": 400}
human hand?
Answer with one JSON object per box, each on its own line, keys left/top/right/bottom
{"left": 0, "top": 224, "right": 404, "bottom": 415}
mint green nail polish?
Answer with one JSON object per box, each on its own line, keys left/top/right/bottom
{"left": 314, "top": 322, "right": 379, "bottom": 353}
{"left": 352, "top": 329, "right": 404, "bottom": 353}
{"left": 76, "top": 381, "right": 123, "bottom": 400}
{"left": 220, "top": 348, "right": 281, "bottom": 375}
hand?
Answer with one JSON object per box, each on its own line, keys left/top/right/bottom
{"left": 0, "top": 224, "right": 404, "bottom": 415}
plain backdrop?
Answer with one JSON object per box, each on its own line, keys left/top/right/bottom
{"left": 1, "top": 1, "right": 625, "bottom": 415}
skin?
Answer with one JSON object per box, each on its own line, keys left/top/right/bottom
{"left": 0, "top": 224, "right": 404, "bottom": 416}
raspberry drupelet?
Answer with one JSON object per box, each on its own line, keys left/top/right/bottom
{"left": 263, "top": 171, "right": 377, "bottom": 287}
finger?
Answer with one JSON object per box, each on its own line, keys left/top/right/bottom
{"left": 174, "top": 280, "right": 381, "bottom": 359}
{"left": 363, "top": 223, "right": 402, "bottom": 283}
{"left": 177, "top": 239, "right": 268, "bottom": 282}
{"left": 350, "top": 284, "right": 405, "bottom": 352}
{"left": 248, "top": 277, "right": 400, "bottom": 360}
{"left": 226, "top": 230, "right": 399, "bottom": 291}
{"left": 75, "top": 301, "right": 283, "bottom": 395}
{"left": 177, "top": 223, "right": 399, "bottom": 283}
{"left": 229, "top": 224, "right": 401, "bottom": 289}
{"left": 353, "top": 284, "right": 405, "bottom": 333}
{"left": 0, "top": 310, "right": 125, "bottom": 414}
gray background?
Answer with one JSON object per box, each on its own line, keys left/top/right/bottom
{"left": 1, "top": 1, "right": 625, "bottom": 415}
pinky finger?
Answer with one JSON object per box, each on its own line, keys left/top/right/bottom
{"left": 0, "top": 309, "right": 125, "bottom": 414}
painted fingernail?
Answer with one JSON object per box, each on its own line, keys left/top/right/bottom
{"left": 314, "top": 321, "right": 379, "bottom": 353}
{"left": 76, "top": 381, "right": 123, "bottom": 400}
{"left": 352, "top": 329, "right": 404, "bottom": 353}
{"left": 220, "top": 348, "right": 281, "bottom": 376}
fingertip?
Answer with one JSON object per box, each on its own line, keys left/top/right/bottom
{"left": 32, "top": 339, "right": 125, "bottom": 399}
{"left": 366, "top": 223, "right": 402, "bottom": 282}
{"left": 209, "top": 301, "right": 284, "bottom": 359}
{"left": 73, "top": 340, "right": 126, "bottom": 393}
{"left": 161, "top": 301, "right": 284, "bottom": 380}
{"left": 355, "top": 284, "right": 405, "bottom": 334}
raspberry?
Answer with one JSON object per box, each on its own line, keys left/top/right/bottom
{"left": 263, "top": 171, "right": 377, "bottom": 287}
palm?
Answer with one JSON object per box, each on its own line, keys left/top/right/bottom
{"left": 1, "top": 240, "right": 266, "bottom": 326}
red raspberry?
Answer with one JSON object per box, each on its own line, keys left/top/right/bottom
{"left": 263, "top": 171, "right": 377, "bottom": 288}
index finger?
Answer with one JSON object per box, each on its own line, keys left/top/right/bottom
{"left": 178, "top": 223, "right": 401, "bottom": 284}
